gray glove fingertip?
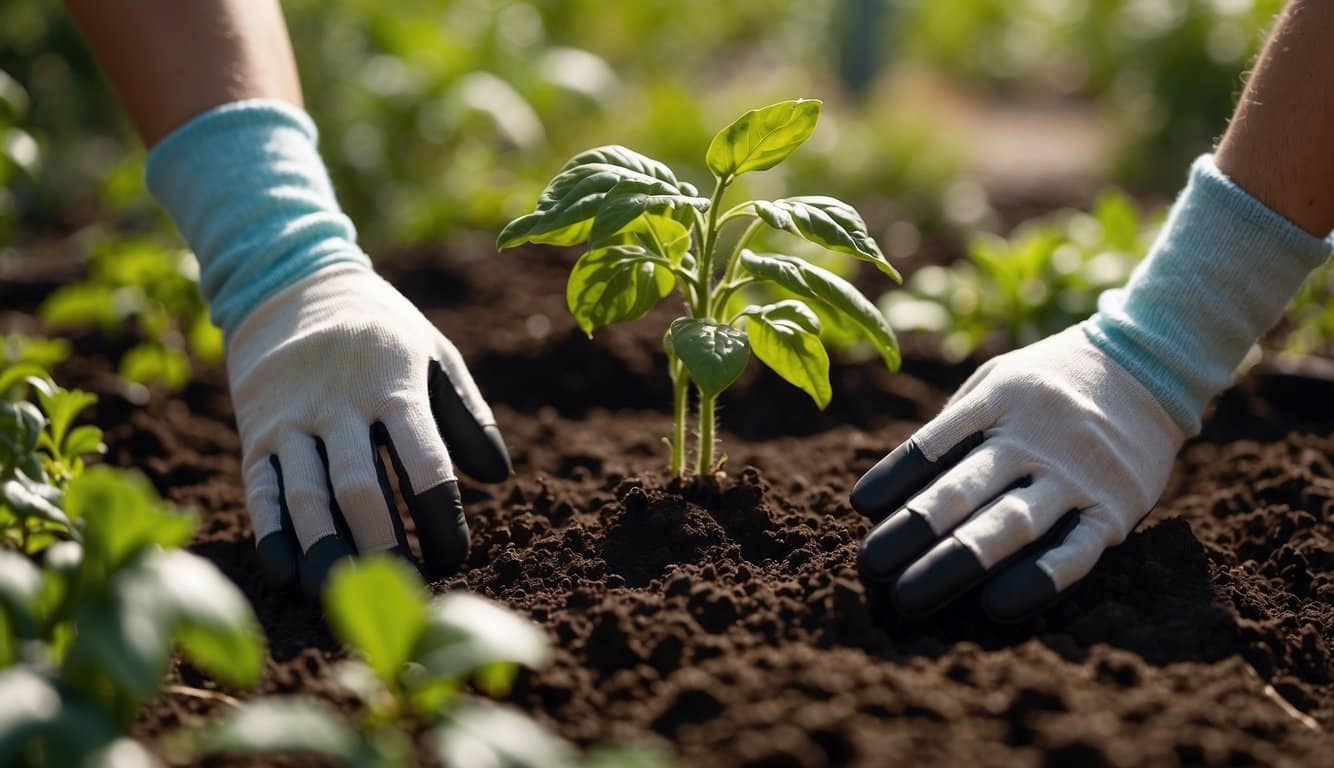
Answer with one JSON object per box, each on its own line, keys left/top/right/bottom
{"left": 428, "top": 358, "right": 511, "bottom": 484}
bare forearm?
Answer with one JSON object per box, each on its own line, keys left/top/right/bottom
{"left": 63, "top": 0, "right": 302, "bottom": 146}
{"left": 1215, "top": 0, "right": 1334, "bottom": 236}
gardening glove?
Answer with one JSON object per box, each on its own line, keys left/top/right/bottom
{"left": 146, "top": 100, "right": 511, "bottom": 597}
{"left": 853, "top": 155, "right": 1331, "bottom": 621}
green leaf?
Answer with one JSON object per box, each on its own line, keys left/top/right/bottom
{"left": 35, "top": 385, "right": 97, "bottom": 459}
{"left": 66, "top": 467, "right": 194, "bottom": 570}
{"left": 669, "top": 318, "right": 751, "bottom": 397}
{"left": 588, "top": 179, "right": 709, "bottom": 244}
{"left": 187, "top": 315, "right": 225, "bottom": 365}
{"left": 2, "top": 475, "right": 68, "bottom": 527}
{"left": 119, "top": 342, "right": 191, "bottom": 392}
{"left": 0, "top": 666, "right": 129, "bottom": 767}
{"left": 176, "top": 697, "right": 369, "bottom": 764}
{"left": 324, "top": 555, "right": 428, "bottom": 685}
{"left": 1094, "top": 189, "right": 1140, "bottom": 251}
{"left": 0, "top": 549, "right": 41, "bottom": 635}
{"left": 624, "top": 214, "right": 691, "bottom": 265}
{"left": 753, "top": 196, "right": 900, "bottom": 280}
{"left": 433, "top": 702, "right": 575, "bottom": 768}
{"left": 741, "top": 301, "right": 832, "bottom": 409}
{"left": 498, "top": 146, "right": 698, "bottom": 248}
{"left": 150, "top": 549, "right": 265, "bottom": 688}
{"left": 37, "top": 283, "right": 121, "bottom": 330}
{"left": 413, "top": 592, "right": 550, "bottom": 683}
{"left": 739, "top": 250, "right": 900, "bottom": 370}
{"left": 63, "top": 425, "right": 105, "bottom": 462}
{"left": 706, "top": 99, "right": 821, "bottom": 179}
{"left": 566, "top": 245, "right": 675, "bottom": 336}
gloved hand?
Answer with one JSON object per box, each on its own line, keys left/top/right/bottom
{"left": 852, "top": 155, "right": 1329, "bottom": 621}
{"left": 227, "top": 263, "right": 510, "bottom": 595}
{"left": 145, "top": 99, "right": 513, "bottom": 597}
{"left": 851, "top": 326, "right": 1182, "bottom": 621}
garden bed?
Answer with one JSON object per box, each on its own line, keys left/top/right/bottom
{"left": 29, "top": 245, "right": 1334, "bottom": 766}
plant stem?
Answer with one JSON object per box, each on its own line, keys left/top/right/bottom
{"left": 695, "top": 390, "right": 716, "bottom": 475}
{"left": 712, "top": 218, "right": 764, "bottom": 316}
{"left": 670, "top": 359, "right": 688, "bottom": 476}
{"left": 698, "top": 177, "right": 729, "bottom": 298}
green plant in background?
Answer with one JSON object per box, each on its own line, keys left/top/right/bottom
{"left": 500, "top": 99, "right": 900, "bottom": 476}
{"left": 179, "top": 555, "right": 668, "bottom": 768}
{"left": 0, "top": 67, "right": 39, "bottom": 245}
{"left": 0, "top": 345, "right": 264, "bottom": 765}
{"left": 38, "top": 235, "right": 222, "bottom": 392}
{"left": 1283, "top": 257, "right": 1334, "bottom": 356}
{"left": 884, "top": 191, "right": 1156, "bottom": 360}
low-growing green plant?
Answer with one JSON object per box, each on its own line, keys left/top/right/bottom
{"left": 1283, "top": 256, "right": 1334, "bottom": 356}
{"left": 179, "top": 556, "right": 668, "bottom": 768}
{"left": 1, "top": 342, "right": 264, "bottom": 765}
{"left": 499, "top": 99, "right": 900, "bottom": 476}
{"left": 883, "top": 190, "right": 1156, "bottom": 361}
{"left": 38, "top": 234, "right": 223, "bottom": 392}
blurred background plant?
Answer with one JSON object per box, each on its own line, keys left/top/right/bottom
{"left": 882, "top": 190, "right": 1158, "bottom": 360}
{"left": 2, "top": 0, "right": 1326, "bottom": 359}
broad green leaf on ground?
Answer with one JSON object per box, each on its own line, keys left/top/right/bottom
{"left": 623, "top": 214, "right": 690, "bottom": 265}
{"left": 325, "top": 556, "right": 428, "bottom": 685}
{"left": 752, "top": 197, "right": 899, "bottom": 280}
{"left": 740, "top": 301, "right": 831, "bottom": 408}
{"left": 119, "top": 342, "right": 191, "bottom": 391}
{"left": 498, "top": 146, "right": 697, "bottom": 248}
{"left": 0, "top": 666, "right": 130, "bottom": 767}
{"left": 706, "top": 99, "right": 821, "bottom": 179}
{"left": 414, "top": 592, "right": 550, "bottom": 682}
{"left": 148, "top": 549, "right": 264, "bottom": 688}
{"left": 588, "top": 179, "right": 709, "bottom": 244}
{"left": 669, "top": 318, "right": 751, "bottom": 397}
{"left": 65, "top": 467, "right": 194, "bottom": 569}
{"left": 567, "top": 245, "right": 675, "bottom": 336}
{"left": 434, "top": 702, "right": 575, "bottom": 768}
{"left": 177, "top": 697, "right": 368, "bottom": 764}
{"left": 65, "top": 548, "right": 263, "bottom": 700}
{"left": 739, "top": 250, "right": 900, "bottom": 370}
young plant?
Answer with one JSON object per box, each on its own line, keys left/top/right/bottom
{"left": 1, "top": 337, "right": 105, "bottom": 554}
{"left": 499, "top": 99, "right": 900, "bottom": 476}
{"left": 38, "top": 235, "right": 223, "bottom": 393}
{"left": 179, "top": 556, "right": 668, "bottom": 768}
{"left": 0, "top": 466, "right": 264, "bottom": 766}
{"left": 883, "top": 190, "right": 1156, "bottom": 360}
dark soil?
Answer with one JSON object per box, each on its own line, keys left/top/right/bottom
{"left": 11, "top": 245, "right": 1332, "bottom": 766}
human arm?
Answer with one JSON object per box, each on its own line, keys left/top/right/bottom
{"left": 853, "top": 0, "right": 1333, "bottom": 621}
{"left": 64, "top": 0, "right": 512, "bottom": 597}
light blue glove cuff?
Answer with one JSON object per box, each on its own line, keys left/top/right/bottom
{"left": 1085, "top": 154, "right": 1331, "bottom": 435}
{"left": 145, "top": 99, "right": 371, "bottom": 337}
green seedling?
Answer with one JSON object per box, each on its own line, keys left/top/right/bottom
{"left": 1, "top": 339, "right": 104, "bottom": 554}
{"left": 500, "top": 99, "right": 900, "bottom": 476}
{"left": 179, "top": 556, "right": 669, "bottom": 768}
{"left": 39, "top": 235, "right": 223, "bottom": 392}
{"left": 883, "top": 190, "right": 1155, "bottom": 360}
{"left": 0, "top": 467, "right": 264, "bottom": 767}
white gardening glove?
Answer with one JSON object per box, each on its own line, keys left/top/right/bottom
{"left": 851, "top": 325, "right": 1184, "bottom": 621}
{"left": 227, "top": 263, "right": 511, "bottom": 597}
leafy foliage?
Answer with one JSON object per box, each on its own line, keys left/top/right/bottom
{"left": 502, "top": 100, "right": 900, "bottom": 476}
{"left": 38, "top": 235, "right": 222, "bottom": 392}
{"left": 1283, "top": 257, "right": 1334, "bottom": 356}
{"left": 0, "top": 348, "right": 263, "bottom": 765}
{"left": 180, "top": 555, "right": 667, "bottom": 768}
{"left": 882, "top": 191, "right": 1156, "bottom": 360}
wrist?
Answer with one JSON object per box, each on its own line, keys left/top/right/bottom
{"left": 145, "top": 99, "right": 371, "bottom": 338}
{"left": 1085, "top": 154, "right": 1331, "bottom": 435}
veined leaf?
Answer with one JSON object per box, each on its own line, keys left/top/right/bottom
{"left": 753, "top": 197, "right": 900, "bottom": 280}
{"left": 325, "top": 556, "right": 428, "bottom": 686}
{"left": 498, "top": 146, "right": 697, "bottom": 248}
{"left": 669, "top": 318, "right": 750, "bottom": 397}
{"left": 567, "top": 245, "right": 675, "bottom": 336}
{"left": 150, "top": 549, "right": 265, "bottom": 688}
{"left": 589, "top": 179, "right": 709, "bottom": 244}
{"left": 706, "top": 99, "right": 821, "bottom": 179}
{"left": 739, "top": 250, "right": 900, "bottom": 370}
{"left": 740, "top": 301, "right": 831, "bottom": 408}
{"left": 623, "top": 214, "right": 690, "bottom": 265}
